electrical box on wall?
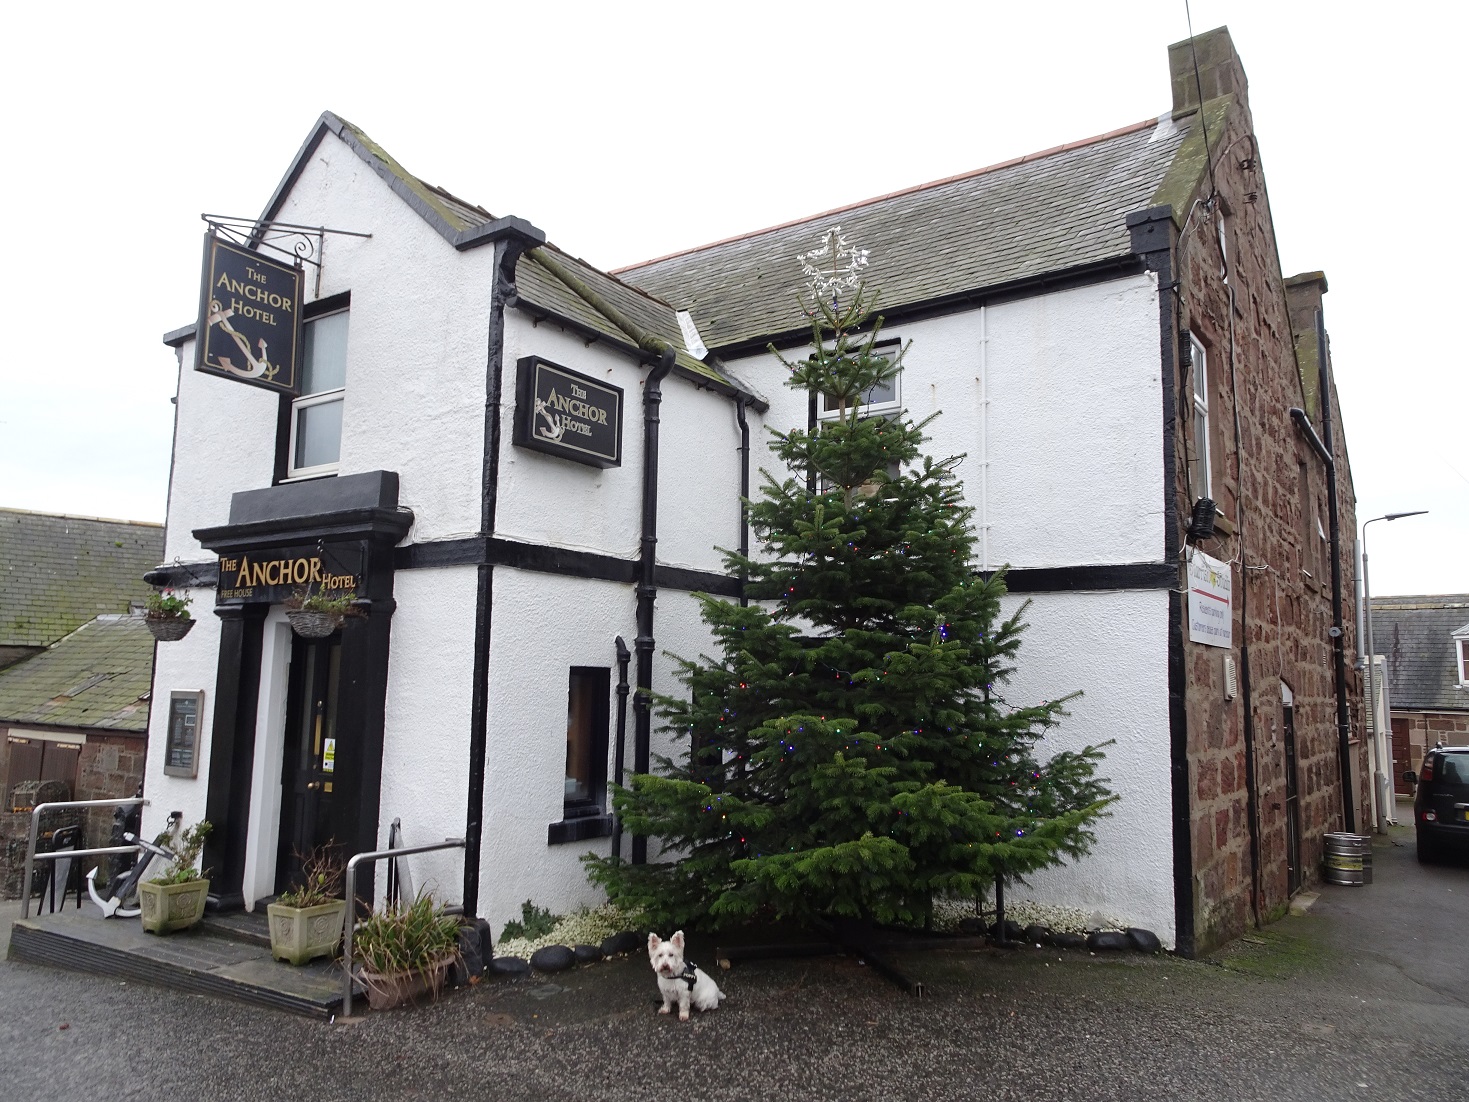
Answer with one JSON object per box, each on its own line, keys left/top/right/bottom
{"left": 1223, "top": 656, "right": 1238, "bottom": 701}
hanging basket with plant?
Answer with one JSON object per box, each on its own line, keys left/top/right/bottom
{"left": 143, "top": 588, "right": 194, "bottom": 642}
{"left": 284, "top": 587, "right": 360, "bottom": 638}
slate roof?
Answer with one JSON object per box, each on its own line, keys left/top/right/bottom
{"left": 0, "top": 615, "right": 153, "bottom": 732}
{"left": 0, "top": 510, "right": 163, "bottom": 649}
{"left": 615, "top": 115, "right": 1194, "bottom": 351}
{"left": 1373, "top": 595, "right": 1469, "bottom": 713}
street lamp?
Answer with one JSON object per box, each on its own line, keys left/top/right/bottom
{"left": 1361, "top": 510, "right": 1428, "bottom": 831}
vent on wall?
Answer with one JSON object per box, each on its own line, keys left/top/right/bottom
{"left": 1223, "top": 656, "right": 1238, "bottom": 701}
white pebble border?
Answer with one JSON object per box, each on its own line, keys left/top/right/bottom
{"left": 496, "top": 903, "right": 630, "bottom": 960}
{"left": 495, "top": 895, "right": 1126, "bottom": 961}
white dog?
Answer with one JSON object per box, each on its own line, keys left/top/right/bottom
{"left": 647, "top": 931, "right": 725, "bottom": 1021}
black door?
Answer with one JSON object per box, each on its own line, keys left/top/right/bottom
{"left": 276, "top": 634, "right": 342, "bottom": 893}
{"left": 1282, "top": 704, "right": 1303, "bottom": 894}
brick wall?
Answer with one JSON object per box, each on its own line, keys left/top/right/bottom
{"left": 1167, "top": 67, "right": 1364, "bottom": 952}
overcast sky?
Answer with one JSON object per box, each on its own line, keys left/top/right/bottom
{"left": 0, "top": 1, "right": 1461, "bottom": 597}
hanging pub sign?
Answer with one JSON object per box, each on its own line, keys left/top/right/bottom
{"left": 194, "top": 233, "right": 303, "bottom": 396}
{"left": 215, "top": 541, "right": 365, "bottom": 605}
{"left": 513, "top": 356, "right": 623, "bottom": 468}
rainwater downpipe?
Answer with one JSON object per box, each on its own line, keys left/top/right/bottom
{"left": 976, "top": 306, "right": 991, "bottom": 572}
{"left": 631, "top": 347, "right": 676, "bottom": 865}
{"left": 1288, "top": 317, "right": 1354, "bottom": 836}
{"left": 736, "top": 396, "right": 751, "bottom": 607}
{"left": 610, "top": 636, "right": 631, "bottom": 860}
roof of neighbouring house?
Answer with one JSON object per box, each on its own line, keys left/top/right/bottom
{"left": 1373, "top": 595, "right": 1469, "bottom": 713}
{"left": 614, "top": 113, "right": 1197, "bottom": 352}
{"left": 0, "top": 615, "right": 154, "bottom": 732}
{"left": 0, "top": 509, "right": 163, "bottom": 650}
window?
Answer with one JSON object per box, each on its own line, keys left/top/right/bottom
{"left": 1189, "top": 334, "right": 1212, "bottom": 501}
{"left": 288, "top": 308, "right": 349, "bottom": 478}
{"left": 1458, "top": 637, "right": 1469, "bottom": 686}
{"left": 818, "top": 338, "right": 902, "bottom": 422}
{"left": 562, "top": 666, "right": 610, "bottom": 817}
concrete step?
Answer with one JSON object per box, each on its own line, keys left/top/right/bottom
{"left": 7, "top": 909, "right": 353, "bottom": 1019}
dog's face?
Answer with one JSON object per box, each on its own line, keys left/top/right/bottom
{"left": 647, "top": 930, "right": 686, "bottom": 979}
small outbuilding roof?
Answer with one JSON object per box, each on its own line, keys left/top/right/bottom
{"left": 0, "top": 615, "right": 154, "bottom": 733}
{"left": 0, "top": 509, "right": 163, "bottom": 650}
{"left": 1373, "top": 595, "right": 1469, "bottom": 713}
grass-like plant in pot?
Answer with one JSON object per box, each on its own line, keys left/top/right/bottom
{"left": 137, "top": 820, "right": 211, "bottom": 934}
{"left": 353, "top": 894, "right": 461, "bottom": 1011}
{"left": 284, "top": 586, "right": 358, "bottom": 638}
{"left": 268, "top": 844, "right": 347, "bottom": 966}
{"left": 144, "top": 588, "right": 195, "bottom": 642}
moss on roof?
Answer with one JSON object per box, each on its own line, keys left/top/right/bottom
{"left": 334, "top": 116, "right": 480, "bottom": 234}
{"left": 0, "top": 616, "right": 154, "bottom": 732}
{"left": 1150, "top": 96, "right": 1235, "bottom": 223}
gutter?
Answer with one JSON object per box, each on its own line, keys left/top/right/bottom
{"left": 631, "top": 347, "right": 677, "bottom": 864}
{"left": 1289, "top": 311, "right": 1356, "bottom": 835}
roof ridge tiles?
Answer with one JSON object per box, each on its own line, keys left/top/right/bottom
{"left": 611, "top": 116, "right": 1161, "bottom": 275}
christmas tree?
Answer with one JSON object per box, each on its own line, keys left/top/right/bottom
{"left": 587, "top": 228, "right": 1115, "bottom": 933}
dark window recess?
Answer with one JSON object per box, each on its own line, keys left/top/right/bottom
{"left": 549, "top": 667, "right": 612, "bottom": 844}
{"left": 6, "top": 737, "right": 82, "bottom": 809}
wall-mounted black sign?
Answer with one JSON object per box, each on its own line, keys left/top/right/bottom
{"left": 164, "top": 691, "right": 204, "bottom": 778}
{"left": 215, "top": 542, "right": 365, "bottom": 605}
{"left": 194, "top": 234, "right": 303, "bottom": 396}
{"left": 513, "top": 357, "right": 623, "bottom": 468}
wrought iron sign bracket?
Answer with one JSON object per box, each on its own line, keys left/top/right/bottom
{"left": 202, "top": 214, "right": 372, "bottom": 299}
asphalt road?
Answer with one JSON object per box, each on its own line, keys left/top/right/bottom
{"left": 2, "top": 822, "right": 1465, "bottom": 1102}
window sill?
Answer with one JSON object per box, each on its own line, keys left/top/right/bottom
{"left": 547, "top": 814, "right": 613, "bottom": 845}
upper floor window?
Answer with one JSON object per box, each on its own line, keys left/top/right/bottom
{"left": 818, "top": 338, "right": 901, "bottom": 423}
{"left": 1457, "top": 636, "right": 1469, "bottom": 686}
{"left": 288, "top": 309, "right": 349, "bottom": 478}
{"left": 1189, "top": 334, "right": 1212, "bottom": 502}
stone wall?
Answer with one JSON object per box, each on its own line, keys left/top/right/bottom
{"left": 0, "top": 728, "right": 146, "bottom": 900}
{"left": 1166, "top": 52, "right": 1363, "bottom": 952}
{"left": 1396, "top": 710, "right": 1469, "bottom": 775}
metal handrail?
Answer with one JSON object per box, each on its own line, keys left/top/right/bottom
{"left": 340, "top": 836, "right": 466, "bottom": 1018}
{"left": 21, "top": 798, "right": 148, "bottom": 920}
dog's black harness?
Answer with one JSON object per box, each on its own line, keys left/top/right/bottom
{"left": 677, "top": 961, "right": 700, "bottom": 990}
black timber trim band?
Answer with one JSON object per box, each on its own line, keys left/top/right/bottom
{"left": 713, "top": 254, "right": 1146, "bottom": 360}
{"left": 994, "top": 562, "right": 1176, "bottom": 593}
{"left": 1129, "top": 201, "right": 1195, "bottom": 959}
{"left": 393, "top": 537, "right": 743, "bottom": 598}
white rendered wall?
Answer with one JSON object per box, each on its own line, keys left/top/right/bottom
{"left": 378, "top": 565, "right": 481, "bottom": 904}
{"left": 656, "top": 382, "right": 744, "bottom": 573}
{"left": 477, "top": 567, "right": 638, "bottom": 929}
{"left": 996, "top": 588, "right": 1175, "bottom": 945}
{"left": 139, "top": 586, "right": 219, "bottom": 841}
{"left": 496, "top": 317, "right": 647, "bottom": 557}
{"left": 729, "top": 275, "right": 1165, "bottom": 571}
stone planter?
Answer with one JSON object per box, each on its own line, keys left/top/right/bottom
{"left": 146, "top": 616, "right": 195, "bottom": 642}
{"left": 359, "top": 956, "right": 453, "bottom": 1011}
{"left": 268, "top": 899, "right": 348, "bottom": 965}
{"left": 287, "top": 609, "right": 341, "bottom": 638}
{"left": 137, "top": 878, "right": 209, "bottom": 934}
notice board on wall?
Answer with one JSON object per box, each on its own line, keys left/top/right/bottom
{"left": 163, "top": 691, "right": 205, "bottom": 778}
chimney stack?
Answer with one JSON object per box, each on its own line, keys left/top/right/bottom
{"left": 1169, "top": 26, "right": 1249, "bottom": 119}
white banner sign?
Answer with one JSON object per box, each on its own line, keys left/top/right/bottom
{"left": 1187, "top": 550, "right": 1233, "bottom": 648}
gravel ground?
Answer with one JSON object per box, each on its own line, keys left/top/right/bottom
{"left": 2, "top": 822, "right": 1465, "bottom": 1102}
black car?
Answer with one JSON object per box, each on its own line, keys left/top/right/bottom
{"left": 1404, "top": 746, "right": 1469, "bottom": 862}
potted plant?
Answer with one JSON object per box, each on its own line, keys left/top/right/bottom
{"left": 353, "top": 894, "right": 461, "bottom": 1010}
{"left": 143, "top": 588, "right": 195, "bottom": 641}
{"left": 137, "top": 820, "right": 211, "bottom": 934}
{"left": 284, "top": 586, "right": 359, "bottom": 638}
{"left": 268, "top": 845, "right": 348, "bottom": 965}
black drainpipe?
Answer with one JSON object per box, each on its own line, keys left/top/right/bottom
{"left": 610, "top": 635, "right": 631, "bottom": 860}
{"left": 463, "top": 226, "right": 540, "bottom": 919}
{"left": 631, "top": 347, "right": 676, "bottom": 865}
{"left": 1289, "top": 313, "right": 1353, "bottom": 833}
{"left": 735, "top": 397, "right": 751, "bottom": 607}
